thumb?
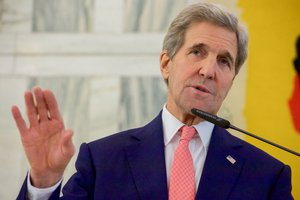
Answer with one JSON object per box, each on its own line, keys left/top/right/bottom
{"left": 61, "top": 129, "right": 75, "bottom": 159}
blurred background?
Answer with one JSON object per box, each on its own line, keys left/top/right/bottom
{"left": 0, "top": 0, "right": 299, "bottom": 199}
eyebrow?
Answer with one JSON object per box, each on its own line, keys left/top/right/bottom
{"left": 187, "top": 43, "right": 206, "bottom": 52}
{"left": 188, "top": 42, "right": 235, "bottom": 66}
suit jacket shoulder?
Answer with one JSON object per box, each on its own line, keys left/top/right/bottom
{"left": 196, "top": 126, "right": 293, "bottom": 200}
{"left": 62, "top": 112, "right": 168, "bottom": 200}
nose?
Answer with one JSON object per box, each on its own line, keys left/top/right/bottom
{"left": 198, "top": 56, "right": 216, "bottom": 80}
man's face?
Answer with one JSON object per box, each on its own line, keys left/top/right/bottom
{"left": 160, "top": 22, "right": 237, "bottom": 120}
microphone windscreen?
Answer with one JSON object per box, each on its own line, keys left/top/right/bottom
{"left": 191, "top": 108, "right": 231, "bottom": 128}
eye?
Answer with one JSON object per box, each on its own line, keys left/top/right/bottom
{"left": 220, "top": 58, "right": 229, "bottom": 65}
{"left": 190, "top": 49, "right": 201, "bottom": 56}
{"left": 189, "top": 48, "right": 206, "bottom": 57}
{"left": 218, "top": 57, "right": 232, "bottom": 68}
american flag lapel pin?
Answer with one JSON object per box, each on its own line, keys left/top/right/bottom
{"left": 226, "top": 155, "right": 236, "bottom": 164}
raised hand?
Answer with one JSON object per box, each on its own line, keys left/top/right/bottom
{"left": 12, "top": 87, "right": 75, "bottom": 188}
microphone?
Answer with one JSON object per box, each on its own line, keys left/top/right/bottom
{"left": 191, "top": 108, "right": 300, "bottom": 157}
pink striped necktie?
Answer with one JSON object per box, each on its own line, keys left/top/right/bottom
{"left": 169, "top": 126, "right": 196, "bottom": 200}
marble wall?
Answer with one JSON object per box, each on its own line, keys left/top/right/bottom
{"left": 0, "top": 0, "right": 245, "bottom": 199}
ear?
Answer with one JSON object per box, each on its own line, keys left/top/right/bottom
{"left": 160, "top": 50, "right": 171, "bottom": 81}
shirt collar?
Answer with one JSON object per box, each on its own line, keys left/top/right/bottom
{"left": 162, "top": 105, "right": 214, "bottom": 151}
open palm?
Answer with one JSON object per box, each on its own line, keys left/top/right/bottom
{"left": 12, "top": 87, "right": 75, "bottom": 187}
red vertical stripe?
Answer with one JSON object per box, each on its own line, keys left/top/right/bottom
{"left": 289, "top": 75, "right": 300, "bottom": 133}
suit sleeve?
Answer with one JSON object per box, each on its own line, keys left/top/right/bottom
{"left": 269, "top": 165, "right": 294, "bottom": 200}
{"left": 16, "top": 143, "right": 95, "bottom": 200}
{"left": 60, "top": 143, "right": 96, "bottom": 200}
{"left": 16, "top": 174, "right": 62, "bottom": 200}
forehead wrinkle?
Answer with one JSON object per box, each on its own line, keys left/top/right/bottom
{"left": 184, "top": 22, "right": 237, "bottom": 57}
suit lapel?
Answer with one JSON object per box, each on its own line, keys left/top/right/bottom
{"left": 196, "top": 126, "right": 246, "bottom": 200}
{"left": 125, "top": 113, "right": 168, "bottom": 200}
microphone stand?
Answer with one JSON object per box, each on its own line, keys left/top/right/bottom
{"left": 191, "top": 108, "right": 300, "bottom": 157}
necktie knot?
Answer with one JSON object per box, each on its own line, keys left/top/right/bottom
{"left": 180, "top": 126, "right": 196, "bottom": 142}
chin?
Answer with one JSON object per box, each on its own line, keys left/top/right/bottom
{"left": 181, "top": 99, "right": 219, "bottom": 115}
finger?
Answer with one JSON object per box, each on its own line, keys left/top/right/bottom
{"left": 61, "top": 129, "right": 75, "bottom": 158}
{"left": 24, "top": 90, "right": 39, "bottom": 127}
{"left": 33, "top": 87, "right": 49, "bottom": 121}
{"left": 11, "top": 106, "right": 28, "bottom": 136}
{"left": 44, "top": 89, "right": 63, "bottom": 123}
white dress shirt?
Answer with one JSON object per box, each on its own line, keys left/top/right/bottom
{"left": 162, "top": 106, "right": 214, "bottom": 191}
{"left": 27, "top": 106, "right": 214, "bottom": 199}
{"left": 26, "top": 170, "right": 62, "bottom": 200}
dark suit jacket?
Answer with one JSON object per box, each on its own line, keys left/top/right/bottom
{"left": 17, "top": 112, "right": 293, "bottom": 200}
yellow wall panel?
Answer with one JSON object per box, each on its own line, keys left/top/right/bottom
{"left": 238, "top": 0, "right": 300, "bottom": 198}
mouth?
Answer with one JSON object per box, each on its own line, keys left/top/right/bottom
{"left": 193, "top": 85, "right": 211, "bottom": 94}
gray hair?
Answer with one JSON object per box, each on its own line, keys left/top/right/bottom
{"left": 162, "top": 3, "right": 248, "bottom": 74}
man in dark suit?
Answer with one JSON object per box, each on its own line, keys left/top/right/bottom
{"left": 12, "top": 3, "right": 293, "bottom": 200}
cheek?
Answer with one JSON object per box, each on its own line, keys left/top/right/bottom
{"left": 168, "top": 71, "right": 187, "bottom": 100}
{"left": 170, "top": 70, "right": 189, "bottom": 90}
{"left": 219, "top": 79, "right": 233, "bottom": 99}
